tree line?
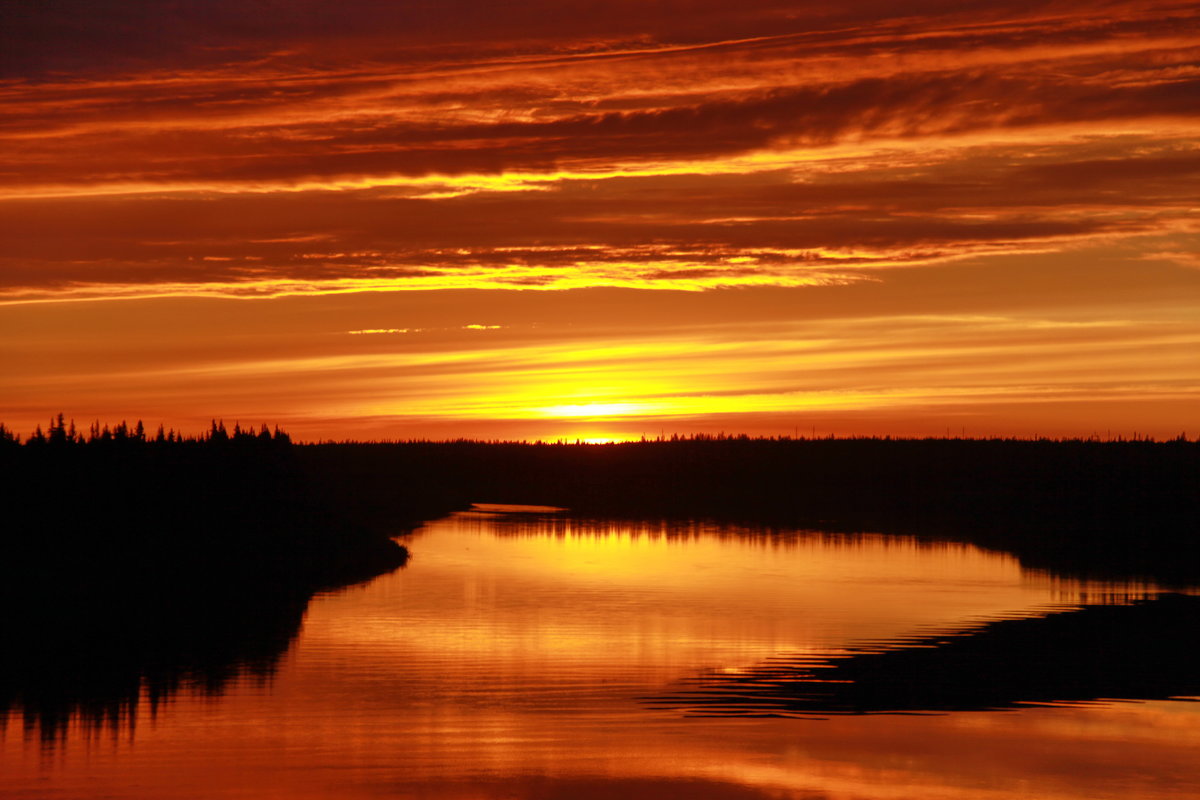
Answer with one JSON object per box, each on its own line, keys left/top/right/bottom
{"left": 0, "top": 413, "right": 290, "bottom": 447}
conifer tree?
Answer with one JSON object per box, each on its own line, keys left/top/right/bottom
{"left": 47, "top": 413, "right": 67, "bottom": 446}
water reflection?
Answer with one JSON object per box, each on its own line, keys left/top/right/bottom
{"left": 0, "top": 567, "right": 390, "bottom": 746}
{"left": 0, "top": 592, "right": 299, "bottom": 746}
{"left": 4, "top": 508, "right": 1200, "bottom": 800}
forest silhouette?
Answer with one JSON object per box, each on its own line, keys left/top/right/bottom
{"left": 2, "top": 418, "right": 1197, "bottom": 737}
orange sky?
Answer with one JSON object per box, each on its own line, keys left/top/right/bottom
{"left": 2, "top": 1, "right": 1198, "bottom": 441}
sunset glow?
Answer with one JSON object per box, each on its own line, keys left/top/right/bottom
{"left": 3, "top": 1, "right": 1198, "bottom": 440}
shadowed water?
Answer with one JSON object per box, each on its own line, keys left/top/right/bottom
{"left": 3, "top": 506, "right": 1199, "bottom": 800}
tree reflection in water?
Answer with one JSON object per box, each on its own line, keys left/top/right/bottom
{"left": 648, "top": 593, "right": 1200, "bottom": 717}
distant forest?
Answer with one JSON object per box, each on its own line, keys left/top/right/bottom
{"left": 8, "top": 413, "right": 1194, "bottom": 577}
{"left": 3, "top": 415, "right": 1198, "bottom": 588}
{"left": 4, "top": 415, "right": 1196, "bottom": 547}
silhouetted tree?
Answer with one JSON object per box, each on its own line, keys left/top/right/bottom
{"left": 0, "top": 423, "right": 19, "bottom": 447}
{"left": 26, "top": 425, "right": 46, "bottom": 446}
{"left": 47, "top": 414, "right": 68, "bottom": 446}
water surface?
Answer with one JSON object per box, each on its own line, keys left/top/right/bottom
{"left": 3, "top": 506, "right": 1198, "bottom": 799}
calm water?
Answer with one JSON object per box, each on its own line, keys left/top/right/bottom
{"left": 4, "top": 505, "right": 1199, "bottom": 799}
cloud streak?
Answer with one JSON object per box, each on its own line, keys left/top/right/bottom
{"left": 2, "top": 138, "right": 1197, "bottom": 301}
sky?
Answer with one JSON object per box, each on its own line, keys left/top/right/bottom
{"left": 2, "top": 0, "right": 1198, "bottom": 442}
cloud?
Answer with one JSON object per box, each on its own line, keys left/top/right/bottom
{"left": 5, "top": 1, "right": 1191, "bottom": 78}
{"left": 1141, "top": 250, "right": 1200, "bottom": 269}
{"left": 347, "top": 328, "right": 420, "bottom": 335}
{"left": 2, "top": 132, "right": 1198, "bottom": 302}
{"left": 1, "top": 0, "right": 1197, "bottom": 304}
{"left": 2, "top": 0, "right": 1197, "bottom": 199}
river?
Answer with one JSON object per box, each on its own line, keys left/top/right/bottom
{"left": 3, "top": 504, "right": 1198, "bottom": 799}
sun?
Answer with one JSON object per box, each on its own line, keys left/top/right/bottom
{"left": 554, "top": 432, "right": 644, "bottom": 444}
{"left": 538, "top": 402, "right": 646, "bottom": 419}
